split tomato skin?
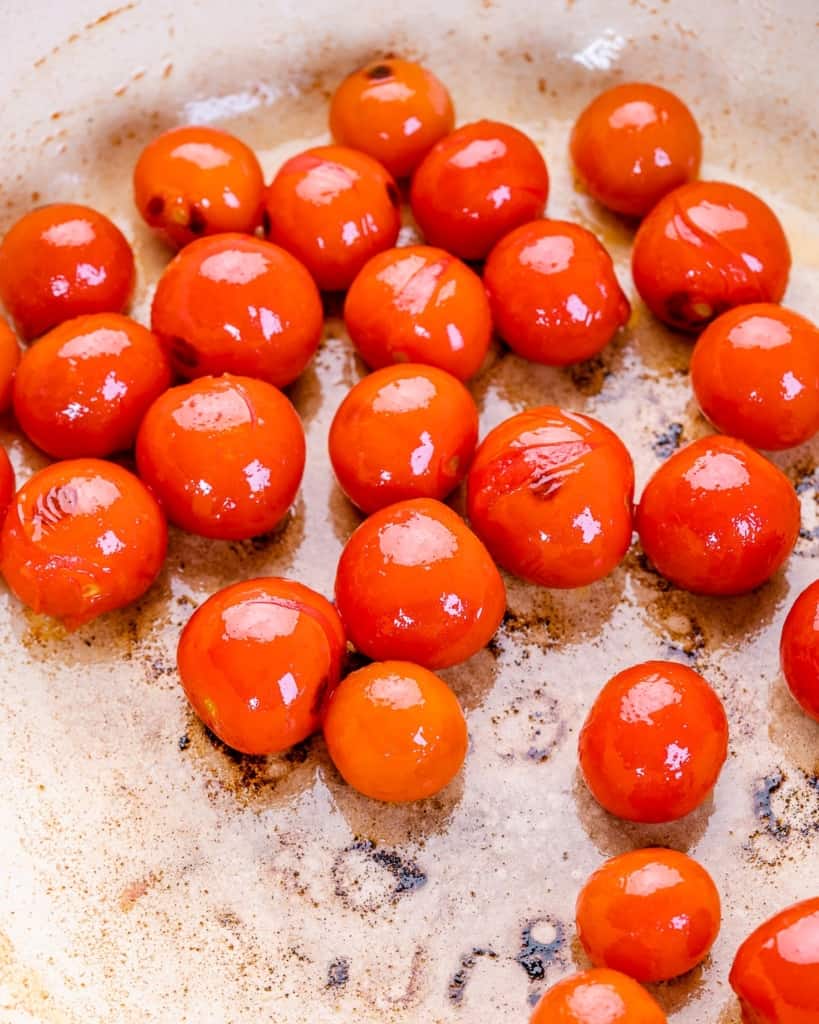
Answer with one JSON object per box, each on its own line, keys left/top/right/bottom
{"left": 0, "top": 318, "right": 21, "bottom": 412}
{"left": 780, "top": 580, "right": 819, "bottom": 722}
{"left": 530, "top": 967, "right": 668, "bottom": 1024}
{"left": 0, "top": 447, "right": 15, "bottom": 522}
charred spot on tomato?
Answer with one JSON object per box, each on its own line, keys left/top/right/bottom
{"left": 366, "top": 63, "right": 393, "bottom": 80}
{"left": 188, "top": 204, "right": 207, "bottom": 235}
{"left": 146, "top": 195, "right": 165, "bottom": 218}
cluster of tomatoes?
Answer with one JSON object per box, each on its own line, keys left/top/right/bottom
{"left": 0, "top": 57, "right": 816, "bottom": 1023}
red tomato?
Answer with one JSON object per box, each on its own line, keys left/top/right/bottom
{"left": 12, "top": 314, "right": 172, "bottom": 459}
{"left": 334, "top": 497, "right": 505, "bottom": 669}
{"left": 328, "top": 363, "right": 478, "bottom": 513}
{"left": 344, "top": 245, "right": 492, "bottom": 380}
{"left": 0, "top": 317, "right": 20, "bottom": 413}
{"left": 530, "top": 968, "right": 668, "bottom": 1024}
{"left": 484, "top": 219, "right": 630, "bottom": 365}
{"left": 410, "top": 120, "right": 549, "bottom": 260}
{"left": 151, "top": 233, "right": 323, "bottom": 388}
{"left": 636, "top": 435, "right": 800, "bottom": 595}
{"left": 0, "top": 203, "right": 135, "bottom": 340}
{"left": 780, "top": 580, "right": 819, "bottom": 722}
{"left": 466, "top": 407, "right": 634, "bottom": 588}
{"left": 0, "top": 458, "right": 166, "bottom": 628}
{"left": 0, "top": 447, "right": 15, "bottom": 522}
{"left": 136, "top": 374, "right": 305, "bottom": 540}
{"left": 263, "top": 145, "right": 401, "bottom": 290}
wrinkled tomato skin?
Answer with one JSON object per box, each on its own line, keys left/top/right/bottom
{"left": 780, "top": 580, "right": 819, "bottom": 722}
{"left": 530, "top": 967, "right": 668, "bottom": 1024}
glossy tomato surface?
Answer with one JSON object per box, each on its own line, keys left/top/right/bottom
{"left": 0, "top": 317, "right": 20, "bottom": 413}
{"left": 780, "top": 579, "right": 819, "bottom": 722}
{"left": 0, "top": 447, "right": 15, "bottom": 522}
{"left": 530, "top": 968, "right": 667, "bottom": 1024}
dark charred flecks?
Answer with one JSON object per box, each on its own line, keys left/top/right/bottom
{"left": 515, "top": 917, "right": 566, "bottom": 980}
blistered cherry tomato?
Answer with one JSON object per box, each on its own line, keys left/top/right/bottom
{"left": 263, "top": 145, "right": 400, "bottom": 290}
{"left": 0, "top": 447, "right": 15, "bottom": 521}
{"left": 177, "top": 578, "right": 345, "bottom": 755}
{"left": 0, "top": 458, "right": 166, "bottom": 629}
{"left": 780, "top": 580, "right": 819, "bottom": 722}
{"left": 691, "top": 305, "right": 819, "bottom": 451}
{"left": 330, "top": 58, "right": 455, "bottom": 178}
{"left": 467, "top": 407, "right": 634, "bottom": 588}
{"left": 570, "top": 82, "right": 701, "bottom": 218}
{"left": 484, "top": 220, "right": 630, "bottom": 365}
{"left": 632, "top": 181, "right": 790, "bottom": 331}
{"left": 410, "top": 120, "right": 549, "bottom": 260}
{"left": 730, "top": 897, "right": 819, "bottom": 1024}
{"left": 636, "top": 435, "right": 799, "bottom": 595}
{"left": 151, "top": 233, "right": 322, "bottom": 388}
{"left": 530, "top": 968, "right": 667, "bottom": 1024}
{"left": 334, "top": 497, "right": 505, "bottom": 669}
{"left": 344, "top": 245, "right": 492, "bottom": 380}
{"left": 323, "top": 660, "right": 467, "bottom": 801}
{"left": 136, "top": 374, "right": 305, "bottom": 540}
{"left": 329, "top": 363, "right": 478, "bottom": 513}
{"left": 13, "top": 314, "right": 172, "bottom": 459}
{"left": 0, "top": 317, "right": 20, "bottom": 412}
{"left": 579, "top": 660, "right": 728, "bottom": 823}
{"left": 0, "top": 204, "right": 134, "bottom": 340}
{"left": 576, "top": 847, "right": 721, "bottom": 983}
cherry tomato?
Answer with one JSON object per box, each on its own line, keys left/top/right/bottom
{"left": 730, "top": 897, "right": 819, "bottom": 1024}
{"left": 575, "top": 847, "right": 721, "bottom": 983}
{"left": 323, "top": 660, "right": 468, "bottom": 801}
{"left": 0, "top": 458, "right": 166, "bottom": 629}
{"left": 177, "top": 577, "right": 346, "bottom": 755}
{"left": 466, "top": 407, "right": 634, "bottom": 588}
{"left": 636, "top": 435, "right": 799, "bottom": 595}
{"left": 578, "top": 660, "right": 728, "bottom": 823}
{"left": 632, "top": 181, "right": 791, "bottom": 332}
{"left": 691, "top": 305, "right": 819, "bottom": 451}
{"left": 12, "top": 313, "right": 172, "bottom": 459}
{"left": 780, "top": 580, "right": 819, "bottom": 722}
{"left": 334, "top": 497, "right": 505, "bottom": 669}
{"left": 0, "top": 447, "right": 15, "bottom": 521}
{"left": 344, "top": 245, "right": 492, "bottom": 380}
{"left": 484, "top": 220, "right": 630, "bottom": 365}
{"left": 329, "top": 58, "right": 455, "bottom": 178}
{"left": 136, "top": 374, "right": 305, "bottom": 540}
{"left": 570, "top": 82, "right": 702, "bottom": 218}
{"left": 0, "top": 203, "right": 135, "bottom": 341}
{"left": 530, "top": 968, "right": 668, "bottom": 1024}
{"left": 410, "top": 120, "right": 549, "bottom": 260}
{"left": 151, "top": 233, "right": 322, "bottom": 388}
{"left": 133, "top": 124, "right": 264, "bottom": 248}
{"left": 0, "top": 317, "right": 20, "bottom": 413}
{"left": 263, "top": 145, "right": 401, "bottom": 290}
{"left": 329, "top": 363, "right": 478, "bottom": 514}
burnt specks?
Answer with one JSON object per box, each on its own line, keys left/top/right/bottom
{"left": 178, "top": 733, "right": 190, "bottom": 751}
{"left": 515, "top": 917, "right": 566, "bottom": 981}
{"left": 326, "top": 957, "right": 349, "bottom": 988}
{"left": 366, "top": 63, "right": 393, "bottom": 80}
{"left": 332, "top": 839, "right": 427, "bottom": 913}
{"left": 753, "top": 769, "right": 791, "bottom": 840}
{"left": 448, "top": 948, "right": 498, "bottom": 1004}
{"left": 653, "top": 421, "right": 683, "bottom": 459}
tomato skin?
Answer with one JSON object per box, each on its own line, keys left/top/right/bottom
{"left": 635, "top": 435, "right": 799, "bottom": 595}
{"left": 530, "top": 968, "right": 668, "bottom": 1024}
{"left": 12, "top": 314, "right": 172, "bottom": 459}
{"left": 0, "top": 204, "right": 134, "bottom": 341}
{"left": 780, "top": 580, "right": 819, "bottom": 722}
{"left": 0, "top": 318, "right": 21, "bottom": 413}
{"left": 690, "top": 305, "right": 819, "bottom": 451}
{"left": 151, "top": 233, "right": 322, "bottom": 388}
{"left": 136, "top": 374, "right": 305, "bottom": 541}
{"left": 410, "top": 120, "right": 549, "bottom": 260}
{"left": 484, "top": 219, "right": 630, "bottom": 365}
{"left": 570, "top": 82, "right": 701, "bottom": 218}
{"left": 632, "top": 181, "right": 790, "bottom": 332}
{"left": 133, "top": 125, "right": 265, "bottom": 248}
{"left": 178, "top": 578, "right": 346, "bottom": 755}
{"left": 0, "top": 447, "right": 15, "bottom": 522}
{"left": 575, "top": 847, "right": 721, "bottom": 983}
{"left": 578, "top": 660, "right": 728, "bottom": 823}
{"left": 329, "top": 59, "right": 455, "bottom": 178}
{"left": 729, "top": 897, "right": 819, "bottom": 1024}
{"left": 334, "top": 497, "right": 505, "bottom": 669}
{"left": 263, "top": 145, "right": 401, "bottom": 291}
{"left": 466, "top": 407, "right": 634, "bottom": 588}
{"left": 0, "top": 458, "right": 167, "bottom": 629}
{"left": 328, "top": 363, "right": 478, "bottom": 513}
{"left": 344, "top": 245, "right": 492, "bottom": 380}
{"left": 323, "top": 660, "right": 467, "bottom": 802}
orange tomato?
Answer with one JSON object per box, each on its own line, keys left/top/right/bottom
{"left": 636, "top": 435, "right": 799, "bottom": 595}
{"left": 263, "top": 145, "right": 401, "bottom": 290}
{"left": 484, "top": 220, "right": 630, "bottom": 365}
{"left": 780, "top": 580, "right": 819, "bottom": 722}
{"left": 323, "top": 660, "right": 468, "bottom": 801}
{"left": 328, "top": 363, "right": 478, "bottom": 513}
{"left": 177, "top": 578, "right": 346, "bottom": 755}
{"left": 467, "top": 407, "right": 634, "bottom": 588}
{"left": 0, "top": 458, "right": 167, "bottom": 629}
{"left": 530, "top": 968, "right": 667, "bottom": 1024}
{"left": 410, "top": 120, "right": 549, "bottom": 260}
{"left": 151, "top": 233, "right": 323, "bottom": 388}
{"left": 0, "top": 317, "right": 20, "bottom": 412}
{"left": 0, "top": 447, "right": 15, "bottom": 521}
{"left": 344, "top": 245, "right": 492, "bottom": 380}
{"left": 136, "top": 374, "right": 305, "bottom": 540}
{"left": 334, "top": 497, "right": 505, "bottom": 669}
{"left": 329, "top": 58, "right": 455, "bottom": 178}
{"left": 575, "top": 847, "right": 721, "bottom": 983}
